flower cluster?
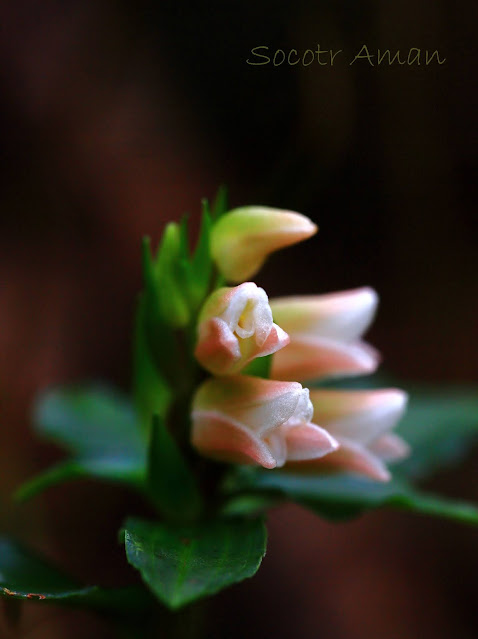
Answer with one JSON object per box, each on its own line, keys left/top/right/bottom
{"left": 191, "top": 206, "right": 409, "bottom": 481}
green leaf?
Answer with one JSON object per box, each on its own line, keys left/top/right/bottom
{"left": 17, "top": 386, "right": 147, "bottom": 500}
{"left": 0, "top": 537, "right": 150, "bottom": 615}
{"left": 394, "top": 385, "right": 478, "bottom": 479}
{"left": 189, "top": 202, "right": 213, "bottom": 307}
{"left": 123, "top": 516, "right": 267, "bottom": 609}
{"left": 133, "top": 298, "right": 172, "bottom": 429}
{"left": 155, "top": 223, "right": 181, "bottom": 275}
{"left": 145, "top": 232, "right": 190, "bottom": 332}
{"left": 211, "top": 185, "right": 229, "bottom": 220}
{"left": 229, "top": 470, "right": 478, "bottom": 525}
{"left": 147, "top": 416, "right": 203, "bottom": 521}
{"left": 140, "top": 238, "right": 181, "bottom": 384}
{"left": 157, "top": 272, "right": 191, "bottom": 328}
{"left": 220, "top": 494, "right": 282, "bottom": 518}
{"left": 153, "top": 223, "right": 191, "bottom": 327}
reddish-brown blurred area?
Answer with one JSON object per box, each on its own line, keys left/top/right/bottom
{"left": 0, "top": 1, "right": 477, "bottom": 638}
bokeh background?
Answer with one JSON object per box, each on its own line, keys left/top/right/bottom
{"left": 1, "top": 1, "right": 477, "bottom": 637}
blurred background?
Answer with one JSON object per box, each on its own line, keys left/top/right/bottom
{"left": 0, "top": 1, "right": 477, "bottom": 637}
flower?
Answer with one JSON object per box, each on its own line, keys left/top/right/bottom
{"left": 210, "top": 206, "right": 317, "bottom": 282}
{"left": 270, "top": 287, "right": 380, "bottom": 382}
{"left": 191, "top": 376, "right": 338, "bottom": 469}
{"left": 194, "top": 282, "right": 289, "bottom": 376}
{"left": 286, "top": 388, "right": 409, "bottom": 481}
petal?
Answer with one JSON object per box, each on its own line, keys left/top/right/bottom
{"left": 309, "top": 389, "right": 408, "bottom": 445}
{"left": 197, "top": 286, "right": 233, "bottom": 322}
{"left": 369, "top": 433, "right": 410, "bottom": 462}
{"left": 270, "top": 287, "right": 378, "bottom": 341}
{"left": 237, "top": 323, "right": 290, "bottom": 371}
{"left": 194, "top": 317, "right": 241, "bottom": 375}
{"left": 271, "top": 336, "right": 379, "bottom": 382}
{"left": 281, "top": 421, "right": 339, "bottom": 462}
{"left": 263, "top": 430, "right": 288, "bottom": 468}
{"left": 220, "top": 282, "right": 272, "bottom": 344}
{"left": 260, "top": 323, "right": 290, "bottom": 356}
{"left": 191, "top": 412, "right": 277, "bottom": 469}
{"left": 287, "top": 437, "right": 391, "bottom": 482}
{"left": 193, "top": 376, "right": 303, "bottom": 435}
{"left": 288, "top": 386, "right": 314, "bottom": 424}
{"left": 211, "top": 207, "right": 317, "bottom": 282}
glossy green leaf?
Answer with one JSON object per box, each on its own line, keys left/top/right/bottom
{"left": 17, "top": 386, "right": 147, "bottom": 500}
{"left": 148, "top": 416, "right": 202, "bottom": 521}
{"left": 0, "top": 537, "right": 150, "bottom": 615}
{"left": 123, "top": 516, "right": 267, "bottom": 609}
{"left": 230, "top": 470, "right": 478, "bottom": 525}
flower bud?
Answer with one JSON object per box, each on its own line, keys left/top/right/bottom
{"left": 286, "top": 389, "right": 409, "bottom": 481}
{"left": 191, "top": 376, "right": 338, "bottom": 469}
{"left": 194, "top": 282, "right": 289, "bottom": 375}
{"left": 270, "top": 287, "right": 380, "bottom": 382}
{"left": 211, "top": 207, "right": 317, "bottom": 282}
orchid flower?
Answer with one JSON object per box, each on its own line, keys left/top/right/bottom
{"left": 270, "top": 287, "right": 380, "bottom": 382}
{"left": 195, "top": 282, "right": 289, "bottom": 376}
{"left": 191, "top": 375, "right": 338, "bottom": 469}
{"left": 285, "top": 388, "right": 409, "bottom": 481}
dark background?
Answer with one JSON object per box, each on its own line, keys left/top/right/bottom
{"left": 0, "top": 1, "right": 477, "bottom": 638}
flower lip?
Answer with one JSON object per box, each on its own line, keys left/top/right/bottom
{"left": 286, "top": 387, "right": 314, "bottom": 425}
{"left": 195, "top": 283, "right": 289, "bottom": 376}
{"left": 220, "top": 282, "right": 272, "bottom": 345}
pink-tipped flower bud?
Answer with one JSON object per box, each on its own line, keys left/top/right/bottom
{"left": 195, "top": 282, "right": 289, "bottom": 375}
{"left": 270, "top": 287, "right": 380, "bottom": 382}
{"left": 191, "top": 376, "right": 338, "bottom": 469}
{"left": 211, "top": 207, "right": 317, "bottom": 282}
{"left": 287, "top": 388, "right": 409, "bottom": 481}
